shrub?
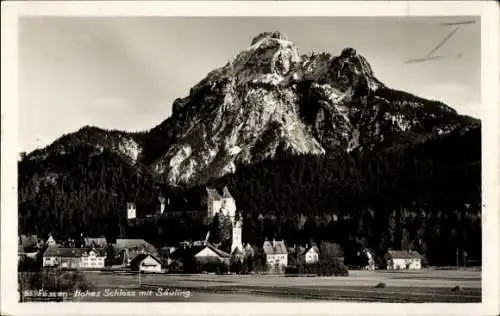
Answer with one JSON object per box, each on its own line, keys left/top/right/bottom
{"left": 197, "top": 261, "right": 229, "bottom": 274}
{"left": 375, "top": 282, "right": 386, "bottom": 288}
{"left": 285, "top": 266, "right": 299, "bottom": 275}
{"left": 21, "top": 269, "right": 93, "bottom": 293}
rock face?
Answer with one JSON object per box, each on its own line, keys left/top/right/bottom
{"left": 26, "top": 31, "right": 479, "bottom": 188}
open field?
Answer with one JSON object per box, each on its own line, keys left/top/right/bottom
{"left": 68, "top": 269, "right": 481, "bottom": 302}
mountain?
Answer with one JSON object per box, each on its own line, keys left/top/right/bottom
{"left": 23, "top": 31, "right": 478, "bottom": 188}
{"left": 140, "top": 31, "right": 477, "bottom": 187}
{"left": 19, "top": 32, "right": 481, "bottom": 264}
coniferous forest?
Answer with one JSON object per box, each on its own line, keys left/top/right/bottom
{"left": 18, "top": 124, "right": 481, "bottom": 267}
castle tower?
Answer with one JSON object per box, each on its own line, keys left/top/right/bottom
{"left": 127, "top": 202, "right": 136, "bottom": 220}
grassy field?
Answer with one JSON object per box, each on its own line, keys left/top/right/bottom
{"left": 69, "top": 269, "right": 481, "bottom": 302}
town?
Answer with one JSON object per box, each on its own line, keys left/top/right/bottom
{"left": 18, "top": 187, "right": 424, "bottom": 275}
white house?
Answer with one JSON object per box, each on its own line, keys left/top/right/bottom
{"left": 385, "top": 250, "right": 423, "bottom": 270}
{"left": 42, "top": 247, "right": 106, "bottom": 269}
{"left": 130, "top": 254, "right": 162, "bottom": 273}
{"left": 302, "top": 245, "right": 319, "bottom": 264}
{"left": 115, "top": 238, "right": 158, "bottom": 266}
{"left": 80, "top": 248, "right": 106, "bottom": 269}
{"left": 263, "top": 240, "right": 288, "bottom": 272}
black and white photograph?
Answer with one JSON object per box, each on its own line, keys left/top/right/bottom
{"left": 1, "top": 1, "right": 499, "bottom": 315}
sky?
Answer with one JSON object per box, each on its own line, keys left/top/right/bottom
{"left": 18, "top": 16, "right": 481, "bottom": 153}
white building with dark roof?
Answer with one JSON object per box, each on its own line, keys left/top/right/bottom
{"left": 42, "top": 247, "right": 106, "bottom": 269}
{"left": 385, "top": 250, "right": 423, "bottom": 270}
{"left": 263, "top": 240, "right": 288, "bottom": 272}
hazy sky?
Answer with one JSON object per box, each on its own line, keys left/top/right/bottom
{"left": 19, "top": 16, "right": 481, "bottom": 153}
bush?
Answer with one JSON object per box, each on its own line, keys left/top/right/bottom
{"left": 285, "top": 266, "right": 299, "bottom": 275}
{"left": 318, "top": 260, "right": 349, "bottom": 276}
{"left": 287, "top": 260, "right": 349, "bottom": 277}
{"left": 21, "top": 270, "right": 93, "bottom": 293}
{"left": 230, "top": 260, "right": 244, "bottom": 274}
{"left": 375, "top": 282, "right": 386, "bottom": 288}
{"left": 197, "top": 261, "right": 229, "bottom": 274}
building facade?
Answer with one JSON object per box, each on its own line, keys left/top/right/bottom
{"left": 130, "top": 254, "right": 162, "bottom": 273}
{"left": 42, "top": 247, "right": 106, "bottom": 269}
{"left": 263, "top": 240, "right": 288, "bottom": 273}
{"left": 385, "top": 250, "right": 423, "bottom": 270}
{"left": 302, "top": 245, "right": 319, "bottom": 264}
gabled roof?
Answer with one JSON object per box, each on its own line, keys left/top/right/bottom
{"left": 301, "top": 245, "right": 319, "bottom": 256}
{"left": 84, "top": 237, "right": 107, "bottom": 248}
{"left": 222, "top": 186, "right": 233, "bottom": 199}
{"left": 195, "top": 243, "right": 231, "bottom": 259}
{"left": 206, "top": 187, "right": 222, "bottom": 200}
{"left": 263, "top": 240, "right": 287, "bottom": 255}
{"left": 387, "top": 250, "right": 423, "bottom": 260}
{"left": 130, "top": 254, "right": 162, "bottom": 267}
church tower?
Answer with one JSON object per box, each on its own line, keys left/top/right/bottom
{"left": 231, "top": 214, "right": 243, "bottom": 254}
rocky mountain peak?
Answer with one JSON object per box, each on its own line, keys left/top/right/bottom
{"left": 26, "top": 32, "right": 479, "bottom": 188}
{"left": 250, "top": 31, "right": 288, "bottom": 46}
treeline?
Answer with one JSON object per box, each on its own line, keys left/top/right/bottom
{"left": 201, "top": 125, "right": 481, "bottom": 266}
{"left": 18, "top": 146, "right": 160, "bottom": 240}
{"left": 18, "top": 125, "right": 481, "bottom": 266}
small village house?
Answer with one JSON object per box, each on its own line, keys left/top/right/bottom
{"left": 43, "top": 247, "right": 106, "bottom": 269}
{"left": 80, "top": 248, "right": 106, "bottom": 269}
{"left": 385, "top": 250, "right": 423, "bottom": 270}
{"left": 263, "top": 240, "right": 288, "bottom": 273}
{"left": 194, "top": 243, "right": 231, "bottom": 265}
{"left": 114, "top": 238, "right": 158, "bottom": 266}
{"left": 130, "top": 254, "right": 162, "bottom": 273}
{"left": 302, "top": 244, "right": 320, "bottom": 264}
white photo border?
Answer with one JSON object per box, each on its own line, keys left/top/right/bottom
{"left": 1, "top": 1, "right": 498, "bottom": 316}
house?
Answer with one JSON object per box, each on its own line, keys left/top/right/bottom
{"left": 130, "top": 254, "right": 162, "bottom": 273}
{"left": 42, "top": 247, "right": 106, "bottom": 269}
{"left": 80, "top": 248, "right": 106, "bottom": 269}
{"left": 263, "top": 240, "right": 288, "bottom": 272}
{"left": 385, "top": 250, "right": 423, "bottom": 270}
{"left": 159, "top": 246, "right": 179, "bottom": 266}
{"left": 194, "top": 243, "right": 231, "bottom": 265}
{"left": 84, "top": 237, "right": 107, "bottom": 248}
{"left": 114, "top": 238, "right": 158, "bottom": 265}
{"left": 302, "top": 245, "right": 320, "bottom": 264}
{"left": 46, "top": 235, "right": 57, "bottom": 247}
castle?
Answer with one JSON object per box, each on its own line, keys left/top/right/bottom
{"left": 206, "top": 186, "right": 242, "bottom": 254}
{"left": 126, "top": 186, "right": 243, "bottom": 254}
